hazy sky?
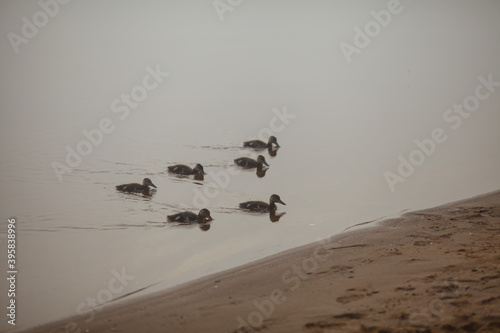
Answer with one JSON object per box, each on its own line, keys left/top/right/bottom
{"left": 1, "top": 1, "right": 499, "bottom": 144}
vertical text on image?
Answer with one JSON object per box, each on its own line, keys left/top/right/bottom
{"left": 6, "top": 218, "right": 17, "bottom": 326}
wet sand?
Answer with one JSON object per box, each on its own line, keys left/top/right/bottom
{"left": 28, "top": 191, "right": 500, "bottom": 333}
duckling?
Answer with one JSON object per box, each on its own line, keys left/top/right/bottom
{"left": 116, "top": 178, "right": 157, "bottom": 192}
{"left": 243, "top": 136, "right": 280, "bottom": 149}
{"left": 234, "top": 155, "right": 269, "bottom": 169}
{"left": 167, "top": 208, "right": 213, "bottom": 223}
{"left": 168, "top": 163, "right": 206, "bottom": 175}
{"left": 239, "top": 194, "right": 286, "bottom": 212}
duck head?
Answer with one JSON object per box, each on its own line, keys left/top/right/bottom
{"left": 194, "top": 164, "right": 207, "bottom": 175}
{"left": 268, "top": 136, "right": 280, "bottom": 147}
{"left": 257, "top": 155, "right": 269, "bottom": 167}
{"left": 270, "top": 194, "right": 286, "bottom": 206}
{"left": 199, "top": 208, "right": 213, "bottom": 221}
{"left": 143, "top": 178, "right": 157, "bottom": 188}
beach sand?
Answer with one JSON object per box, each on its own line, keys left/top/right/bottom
{"left": 28, "top": 191, "right": 500, "bottom": 333}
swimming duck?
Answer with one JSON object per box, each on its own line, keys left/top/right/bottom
{"left": 168, "top": 163, "right": 206, "bottom": 175}
{"left": 116, "top": 178, "right": 157, "bottom": 192}
{"left": 234, "top": 155, "right": 269, "bottom": 169}
{"left": 239, "top": 194, "right": 286, "bottom": 212}
{"left": 167, "top": 208, "right": 213, "bottom": 223}
{"left": 243, "top": 136, "right": 280, "bottom": 149}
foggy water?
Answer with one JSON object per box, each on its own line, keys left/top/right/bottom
{"left": 1, "top": 1, "right": 500, "bottom": 330}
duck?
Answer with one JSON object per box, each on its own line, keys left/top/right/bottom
{"left": 243, "top": 136, "right": 280, "bottom": 149}
{"left": 116, "top": 178, "right": 157, "bottom": 192}
{"left": 239, "top": 194, "right": 286, "bottom": 212}
{"left": 168, "top": 163, "right": 206, "bottom": 175}
{"left": 234, "top": 155, "right": 269, "bottom": 169}
{"left": 167, "top": 209, "right": 213, "bottom": 223}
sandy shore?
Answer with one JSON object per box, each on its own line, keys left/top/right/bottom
{"left": 28, "top": 191, "right": 500, "bottom": 333}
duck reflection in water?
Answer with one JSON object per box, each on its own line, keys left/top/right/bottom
{"left": 256, "top": 166, "right": 268, "bottom": 178}
{"left": 198, "top": 222, "right": 211, "bottom": 231}
{"left": 267, "top": 146, "right": 278, "bottom": 157}
{"left": 269, "top": 210, "right": 286, "bottom": 222}
{"left": 167, "top": 209, "right": 213, "bottom": 231}
{"left": 168, "top": 220, "right": 212, "bottom": 231}
{"left": 141, "top": 188, "right": 157, "bottom": 198}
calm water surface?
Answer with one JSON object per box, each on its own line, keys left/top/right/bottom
{"left": 1, "top": 1, "right": 499, "bottom": 331}
{"left": 1, "top": 104, "right": 499, "bottom": 330}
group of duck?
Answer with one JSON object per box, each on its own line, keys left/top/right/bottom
{"left": 115, "top": 136, "right": 286, "bottom": 224}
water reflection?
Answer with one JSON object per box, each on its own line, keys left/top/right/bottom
{"left": 141, "top": 188, "right": 157, "bottom": 198}
{"left": 234, "top": 205, "right": 286, "bottom": 222}
{"left": 167, "top": 221, "right": 212, "bottom": 232}
{"left": 267, "top": 147, "right": 279, "bottom": 157}
{"left": 199, "top": 222, "right": 212, "bottom": 231}
{"left": 256, "top": 166, "right": 268, "bottom": 178}
{"left": 168, "top": 172, "right": 205, "bottom": 184}
{"left": 269, "top": 210, "right": 286, "bottom": 222}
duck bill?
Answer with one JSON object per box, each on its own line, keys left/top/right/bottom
{"left": 151, "top": 183, "right": 158, "bottom": 188}
{"left": 279, "top": 200, "right": 286, "bottom": 205}
{"left": 208, "top": 216, "right": 214, "bottom": 221}
{"left": 203, "top": 171, "right": 207, "bottom": 175}
{"left": 264, "top": 161, "right": 270, "bottom": 167}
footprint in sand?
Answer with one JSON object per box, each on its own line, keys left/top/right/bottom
{"left": 336, "top": 283, "right": 378, "bottom": 304}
